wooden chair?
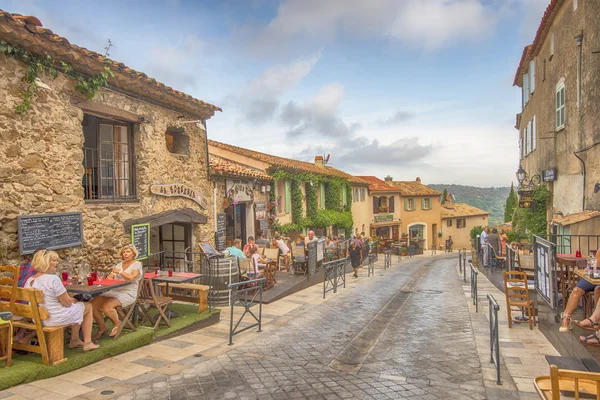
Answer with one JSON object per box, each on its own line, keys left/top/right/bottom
{"left": 1, "top": 285, "right": 68, "bottom": 365}
{"left": 263, "top": 248, "right": 280, "bottom": 274}
{"left": 139, "top": 277, "right": 172, "bottom": 330}
{"left": 112, "top": 278, "right": 145, "bottom": 340}
{"left": 534, "top": 364, "right": 600, "bottom": 399}
{"left": 292, "top": 245, "right": 307, "bottom": 275}
{"left": 504, "top": 271, "right": 536, "bottom": 330}
{"left": 0, "top": 265, "right": 19, "bottom": 367}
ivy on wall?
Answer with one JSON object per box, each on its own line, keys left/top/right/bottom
{"left": 269, "top": 168, "right": 354, "bottom": 233}
{"left": 512, "top": 185, "right": 551, "bottom": 240}
{"left": 1, "top": 40, "right": 115, "bottom": 114}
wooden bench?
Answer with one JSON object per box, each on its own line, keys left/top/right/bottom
{"left": 0, "top": 285, "right": 68, "bottom": 366}
{"left": 535, "top": 364, "right": 600, "bottom": 399}
{"left": 158, "top": 283, "right": 209, "bottom": 312}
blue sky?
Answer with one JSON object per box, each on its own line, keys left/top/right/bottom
{"left": 2, "top": 0, "right": 550, "bottom": 187}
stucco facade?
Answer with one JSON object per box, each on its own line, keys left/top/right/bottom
{"left": 514, "top": 0, "right": 600, "bottom": 230}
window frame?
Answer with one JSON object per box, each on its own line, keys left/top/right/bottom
{"left": 456, "top": 218, "right": 466, "bottom": 229}
{"left": 447, "top": 219, "right": 452, "bottom": 227}
{"left": 556, "top": 79, "right": 566, "bottom": 131}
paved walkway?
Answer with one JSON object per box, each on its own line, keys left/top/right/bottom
{"left": 0, "top": 254, "right": 558, "bottom": 399}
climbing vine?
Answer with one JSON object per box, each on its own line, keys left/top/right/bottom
{"left": 305, "top": 181, "right": 318, "bottom": 220}
{"left": 1, "top": 40, "right": 115, "bottom": 114}
{"left": 512, "top": 185, "right": 551, "bottom": 240}
{"left": 290, "top": 178, "right": 303, "bottom": 224}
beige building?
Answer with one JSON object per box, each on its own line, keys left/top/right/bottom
{"left": 513, "top": 0, "right": 600, "bottom": 235}
{"left": 441, "top": 200, "right": 489, "bottom": 250}
{"left": 0, "top": 11, "right": 220, "bottom": 265}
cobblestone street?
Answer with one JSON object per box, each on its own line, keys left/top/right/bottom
{"left": 120, "top": 255, "right": 498, "bottom": 400}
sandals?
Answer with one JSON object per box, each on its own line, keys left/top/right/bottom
{"left": 92, "top": 328, "right": 108, "bottom": 341}
{"left": 559, "top": 313, "right": 572, "bottom": 333}
{"left": 581, "top": 333, "right": 600, "bottom": 346}
{"left": 108, "top": 327, "right": 119, "bottom": 337}
{"left": 68, "top": 340, "right": 85, "bottom": 349}
{"left": 574, "top": 318, "right": 599, "bottom": 331}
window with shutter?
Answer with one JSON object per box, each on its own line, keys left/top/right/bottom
{"left": 320, "top": 183, "right": 325, "bottom": 209}
{"left": 447, "top": 219, "right": 452, "bottom": 227}
{"left": 529, "top": 60, "right": 535, "bottom": 94}
{"left": 421, "top": 198, "right": 425, "bottom": 210}
{"left": 404, "top": 198, "right": 409, "bottom": 211}
{"left": 342, "top": 186, "right": 347, "bottom": 205}
{"left": 285, "top": 180, "right": 291, "bottom": 213}
{"left": 523, "top": 74, "right": 529, "bottom": 106}
{"left": 527, "top": 120, "right": 532, "bottom": 154}
{"left": 556, "top": 80, "right": 565, "bottom": 130}
{"left": 389, "top": 196, "right": 394, "bottom": 213}
{"left": 533, "top": 115, "right": 537, "bottom": 150}
{"left": 373, "top": 196, "right": 379, "bottom": 214}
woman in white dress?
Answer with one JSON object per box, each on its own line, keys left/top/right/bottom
{"left": 91, "top": 245, "right": 143, "bottom": 339}
{"left": 25, "top": 250, "right": 99, "bottom": 351}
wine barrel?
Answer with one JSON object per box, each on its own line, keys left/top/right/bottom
{"left": 206, "top": 255, "right": 239, "bottom": 305}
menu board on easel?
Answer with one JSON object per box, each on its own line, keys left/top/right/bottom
{"left": 215, "top": 213, "right": 226, "bottom": 251}
{"left": 131, "top": 223, "right": 150, "bottom": 260}
{"left": 199, "top": 241, "right": 223, "bottom": 258}
{"left": 307, "top": 241, "right": 318, "bottom": 276}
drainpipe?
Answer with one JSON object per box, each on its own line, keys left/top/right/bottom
{"left": 574, "top": 141, "right": 600, "bottom": 211}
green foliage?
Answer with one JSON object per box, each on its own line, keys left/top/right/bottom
{"left": 470, "top": 226, "right": 484, "bottom": 242}
{"left": 305, "top": 181, "right": 318, "bottom": 220}
{"left": 312, "top": 210, "right": 353, "bottom": 229}
{"left": 325, "top": 179, "right": 343, "bottom": 211}
{"left": 428, "top": 184, "right": 511, "bottom": 226}
{"left": 507, "top": 229, "right": 527, "bottom": 243}
{"left": 504, "top": 182, "right": 518, "bottom": 223}
{"left": 512, "top": 185, "right": 551, "bottom": 240}
{"left": 1, "top": 40, "right": 114, "bottom": 114}
{"left": 290, "top": 179, "right": 303, "bottom": 223}
{"left": 442, "top": 188, "right": 448, "bottom": 204}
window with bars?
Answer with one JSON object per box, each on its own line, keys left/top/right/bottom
{"left": 82, "top": 114, "right": 136, "bottom": 201}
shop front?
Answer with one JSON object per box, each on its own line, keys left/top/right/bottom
{"left": 370, "top": 214, "right": 400, "bottom": 246}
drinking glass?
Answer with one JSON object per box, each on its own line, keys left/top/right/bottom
{"left": 87, "top": 276, "right": 94, "bottom": 286}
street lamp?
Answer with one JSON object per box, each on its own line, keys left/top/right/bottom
{"left": 516, "top": 166, "right": 527, "bottom": 185}
{"left": 515, "top": 166, "right": 541, "bottom": 190}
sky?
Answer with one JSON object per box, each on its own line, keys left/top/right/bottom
{"left": 2, "top": 0, "right": 550, "bottom": 187}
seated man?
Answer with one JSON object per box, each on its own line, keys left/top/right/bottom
{"left": 225, "top": 239, "right": 246, "bottom": 259}
{"left": 562, "top": 250, "right": 600, "bottom": 333}
{"left": 255, "top": 231, "right": 270, "bottom": 247}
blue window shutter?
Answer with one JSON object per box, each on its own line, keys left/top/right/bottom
{"left": 285, "top": 180, "right": 291, "bottom": 213}
{"left": 404, "top": 198, "right": 409, "bottom": 211}
{"left": 342, "top": 186, "right": 347, "bottom": 206}
{"left": 320, "top": 183, "right": 325, "bottom": 208}
{"left": 530, "top": 60, "right": 535, "bottom": 93}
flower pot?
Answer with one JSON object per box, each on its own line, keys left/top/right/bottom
{"left": 223, "top": 199, "right": 231, "bottom": 208}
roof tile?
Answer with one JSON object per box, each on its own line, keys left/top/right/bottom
{"left": 552, "top": 210, "right": 600, "bottom": 226}
{"left": 441, "top": 203, "right": 489, "bottom": 218}
{"left": 389, "top": 181, "right": 442, "bottom": 196}
{"left": 356, "top": 176, "right": 398, "bottom": 192}
{"left": 209, "top": 155, "right": 272, "bottom": 181}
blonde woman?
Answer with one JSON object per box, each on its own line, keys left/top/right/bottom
{"left": 25, "top": 250, "right": 99, "bottom": 351}
{"left": 91, "top": 244, "right": 143, "bottom": 339}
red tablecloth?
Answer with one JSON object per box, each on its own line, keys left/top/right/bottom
{"left": 557, "top": 254, "right": 577, "bottom": 258}
{"left": 144, "top": 273, "right": 160, "bottom": 279}
{"left": 63, "top": 279, "right": 125, "bottom": 286}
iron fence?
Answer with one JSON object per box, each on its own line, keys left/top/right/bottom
{"left": 322, "top": 258, "right": 349, "bottom": 298}
{"left": 488, "top": 294, "right": 501, "bottom": 385}
{"left": 470, "top": 262, "right": 478, "bottom": 312}
{"left": 537, "top": 234, "right": 600, "bottom": 256}
{"left": 228, "top": 278, "right": 265, "bottom": 345}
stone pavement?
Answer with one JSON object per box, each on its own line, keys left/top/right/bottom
{"left": 0, "top": 253, "right": 558, "bottom": 399}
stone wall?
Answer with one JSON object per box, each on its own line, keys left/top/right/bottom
{"left": 0, "top": 55, "right": 213, "bottom": 265}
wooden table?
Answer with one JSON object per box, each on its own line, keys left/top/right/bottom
{"left": 573, "top": 268, "right": 600, "bottom": 285}
{"left": 557, "top": 256, "right": 589, "bottom": 311}
{"left": 63, "top": 279, "right": 130, "bottom": 297}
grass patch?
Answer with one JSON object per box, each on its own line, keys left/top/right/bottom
{"left": 0, "top": 303, "right": 219, "bottom": 391}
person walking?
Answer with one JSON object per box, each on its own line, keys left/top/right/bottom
{"left": 480, "top": 227, "right": 489, "bottom": 267}
{"left": 347, "top": 241, "right": 363, "bottom": 278}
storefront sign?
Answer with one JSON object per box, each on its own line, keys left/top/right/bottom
{"left": 226, "top": 180, "right": 254, "bottom": 203}
{"left": 215, "top": 214, "right": 226, "bottom": 251}
{"left": 374, "top": 214, "right": 394, "bottom": 223}
{"left": 542, "top": 168, "right": 557, "bottom": 182}
{"left": 150, "top": 183, "right": 208, "bottom": 210}
{"left": 518, "top": 196, "right": 534, "bottom": 209}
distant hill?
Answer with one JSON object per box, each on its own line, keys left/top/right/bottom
{"left": 427, "top": 184, "right": 511, "bottom": 226}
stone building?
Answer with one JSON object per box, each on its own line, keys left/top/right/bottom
{"left": 440, "top": 198, "right": 489, "bottom": 250}
{"left": 209, "top": 154, "right": 272, "bottom": 249}
{"left": 513, "top": 0, "right": 600, "bottom": 235}
{"left": 0, "top": 11, "right": 220, "bottom": 265}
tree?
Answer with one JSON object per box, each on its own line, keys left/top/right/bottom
{"left": 504, "top": 182, "right": 518, "bottom": 222}
{"left": 442, "top": 188, "right": 448, "bottom": 205}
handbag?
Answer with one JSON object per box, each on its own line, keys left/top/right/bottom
{"left": 73, "top": 293, "right": 92, "bottom": 302}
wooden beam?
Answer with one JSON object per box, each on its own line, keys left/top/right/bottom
{"left": 74, "top": 101, "right": 141, "bottom": 123}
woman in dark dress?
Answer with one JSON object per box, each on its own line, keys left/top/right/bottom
{"left": 347, "top": 241, "right": 363, "bottom": 278}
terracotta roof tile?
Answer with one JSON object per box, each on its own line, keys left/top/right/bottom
{"left": 0, "top": 10, "right": 221, "bottom": 117}
{"left": 209, "top": 155, "right": 272, "bottom": 180}
{"left": 441, "top": 203, "right": 489, "bottom": 219}
{"left": 209, "top": 140, "right": 368, "bottom": 185}
{"left": 355, "top": 176, "right": 399, "bottom": 192}
{"left": 389, "top": 181, "right": 442, "bottom": 196}
{"left": 513, "top": 45, "right": 532, "bottom": 87}
{"left": 552, "top": 210, "right": 600, "bottom": 226}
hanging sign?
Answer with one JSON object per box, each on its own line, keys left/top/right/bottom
{"left": 150, "top": 183, "right": 208, "bottom": 210}
{"left": 542, "top": 168, "right": 557, "bottom": 182}
{"left": 225, "top": 179, "right": 254, "bottom": 203}
{"left": 374, "top": 214, "right": 394, "bottom": 223}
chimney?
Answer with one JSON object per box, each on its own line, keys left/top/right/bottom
{"left": 384, "top": 175, "right": 393, "bottom": 183}
{"left": 416, "top": 177, "right": 421, "bottom": 183}
{"left": 314, "top": 155, "right": 323, "bottom": 167}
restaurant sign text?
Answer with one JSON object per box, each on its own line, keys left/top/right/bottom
{"left": 374, "top": 214, "right": 394, "bottom": 223}
{"left": 226, "top": 179, "right": 254, "bottom": 203}
{"left": 150, "top": 183, "right": 208, "bottom": 210}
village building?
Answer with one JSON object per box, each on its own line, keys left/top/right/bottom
{"left": 513, "top": 0, "right": 600, "bottom": 236}
{"left": 354, "top": 176, "right": 442, "bottom": 254}
{"left": 209, "top": 154, "right": 272, "bottom": 250}
{"left": 0, "top": 11, "right": 220, "bottom": 265}
{"left": 208, "top": 141, "right": 368, "bottom": 240}
{"left": 440, "top": 197, "right": 489, "bottom": 250}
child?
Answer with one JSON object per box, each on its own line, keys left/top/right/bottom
{"left": 249, "top": 247, "right": 266, "bottom": 278}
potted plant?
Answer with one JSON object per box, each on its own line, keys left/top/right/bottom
{"left": 401, "top": 247, "right": 408, "bottom": 256}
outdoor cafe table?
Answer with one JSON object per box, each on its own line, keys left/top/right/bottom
{"left": 573, "top": 268, "right": 600, "bottom": 286}
{"left": 144, "top": 272, "right": 202, "bottom": 318}
{"left": 557, "top": 255, "right": 588, "bottom": 311}
{"left": 63, "top": 279, "right": 130, "bottom": 297}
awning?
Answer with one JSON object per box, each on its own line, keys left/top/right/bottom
{"left": 370, "top": 221, "right": 401, "bottom": 228}
{"left": 123, "top": 208, "right": 207, "bottom": 232}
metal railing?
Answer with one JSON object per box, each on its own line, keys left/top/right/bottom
{"left": 322, "top": 258, "right": 349, "bottom": 298}
{"left": 228, "top": 278, "right": 265, "bottom": 345}
{"left": 505, "top": 245, "right": 516, "bottom": 272}
{"left": 463, "top": 249, "right": 467, "bottom": 283}
{"left": 459, "top": 249, "right": 464, "bottom": 273}
{"left": 470, "top": 262, "right": 478, "bottom": 312}
{"left": 537, "top": 234, "right": 600, "bottom": 256}
{"left": 488, "top": 294, "right": 501, "bottom": 385}
{"left": 82, "top": 147, "right": 137, "bottom": 201}
{"left": 368, "top": 254, "right": 376, "bottom": 277}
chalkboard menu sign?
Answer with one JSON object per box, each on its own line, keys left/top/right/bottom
{"left": 259, "top": 219, "right": 268, "bottom": 231}
{"left": 18, "top": 212, "right": 83, "bottom": 255}
{"left": 131, "top": 223, "right": 150, "bottom": 260}
{"left": 307, "top": 241, "right": 318, "bottom": 277}
{"left": 215, "top": 213, "right": 226, "bottom": 251}
{"left": 199, "top": 241, "right": 223, "bottom": 258}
